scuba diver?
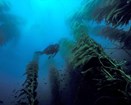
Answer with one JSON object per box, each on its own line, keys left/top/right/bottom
{"left": 35, "top": 43, "right": 59, "bottom": 59}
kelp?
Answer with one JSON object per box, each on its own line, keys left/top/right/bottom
{"left": 92, "top": 26, "right": 131, "bottom": 49}
{"left": 79, "top": 0, "right": 131, "bottom": 27}
{"left": 59, "top": 38, "right": 75, "bottom": 62}
{"left": 88, "top": 26, "right": 131, "bottom": 58}
{"left": 14, "top": 53, "right": 40, "bottom": 105}
{"left": 0, "top": 0, "right": 20, "bottom": 46}
{"left": 102, "top": 27, "right": 131, "bottom": 49}
{"left": 49, "top": 65, "right": 64, "bottom": 105}
{"left": 12, "top": 0, "right": 131, "bottom": 104}
{"left": 69, "top": 18, "right": 131, "bottom": 105}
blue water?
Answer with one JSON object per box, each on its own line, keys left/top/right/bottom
{"left": 0, "top": 0, "right": 130, "bottom": 105}
{"left": 0, "top": 0, "right": 83, "bottom": 104}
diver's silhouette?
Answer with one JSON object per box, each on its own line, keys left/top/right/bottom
{"left": 35, "top": 43, "right": 59, "bottom": 59}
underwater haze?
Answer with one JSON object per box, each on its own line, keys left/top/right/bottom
{"left": 0, "top": 0, "right": 82, "bottom": 104}
{"left": 0, "top": 0, "right": 131, "bottom": 105}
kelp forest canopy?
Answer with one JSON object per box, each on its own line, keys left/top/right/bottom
{"left": 79, "top": 0, "right": 131, "bottom": 26}
{"left": 0, "top": 0, "right": 20, "bottom": 46}
{"left": 2, "top": 0, "right": 131, "bottom": 105}
{"left": 73, "top": 0, "right": 131, "bottom": 59}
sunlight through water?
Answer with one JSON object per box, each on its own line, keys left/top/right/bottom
{"left": 31, "top": 0, "right": 82, "bottom": 15}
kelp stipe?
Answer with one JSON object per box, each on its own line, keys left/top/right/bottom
{"left": 14, "top": 53, "right": 40, "bottom": 105}
{"left": 59, "top": 38, "right": 75, "bottom": 62}
{"left": 67, "top": 14, "right": 131, "bottom": 105}
{"left": 76, "top": 0, "right": 131, "bottom": 62}
{"left": 49, "top": 65, "right": 64, "bottom": 105}
{"left": 76, "top": 0, "right": 131, "bottom": 50}
{"left": 11, "top": 0, "right": 131, "bottom": 105}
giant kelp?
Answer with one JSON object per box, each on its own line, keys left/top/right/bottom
{"left": 49, "top": 65, "right": 63, "bottom": 105}
{"left": 90, "top": 26, "right": 131, "bottom": 49}
{"left": 69, "top": 18, "right": 131, "bottom": 105}
{"left": 12, "top": 0, "right": 131, "bottom": 105}
{"left": 59, "top": 38, "right": 75, "bottom": 62}
{"left": 14, "top": 53, "right": 40, "bottom": 105}
{"left": 0, "top": 1, "right": 20, "bottom": 46}
{"left": 70, "top": 0, "right": 131, "bottom": 68}
{"left": 70, "top": 0, "right": 131, "bottom": 53}
{"left": 49, "top": 2, "right": 131, "bottom": 103}
{"left": 80, "top": 0, "right": 131, "bottom": 27}
{"left": 99, "top": 26, "right": 131, "bottom": 49}
{"left": 57, "top": 18, "right": 131, "bottom": 105}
